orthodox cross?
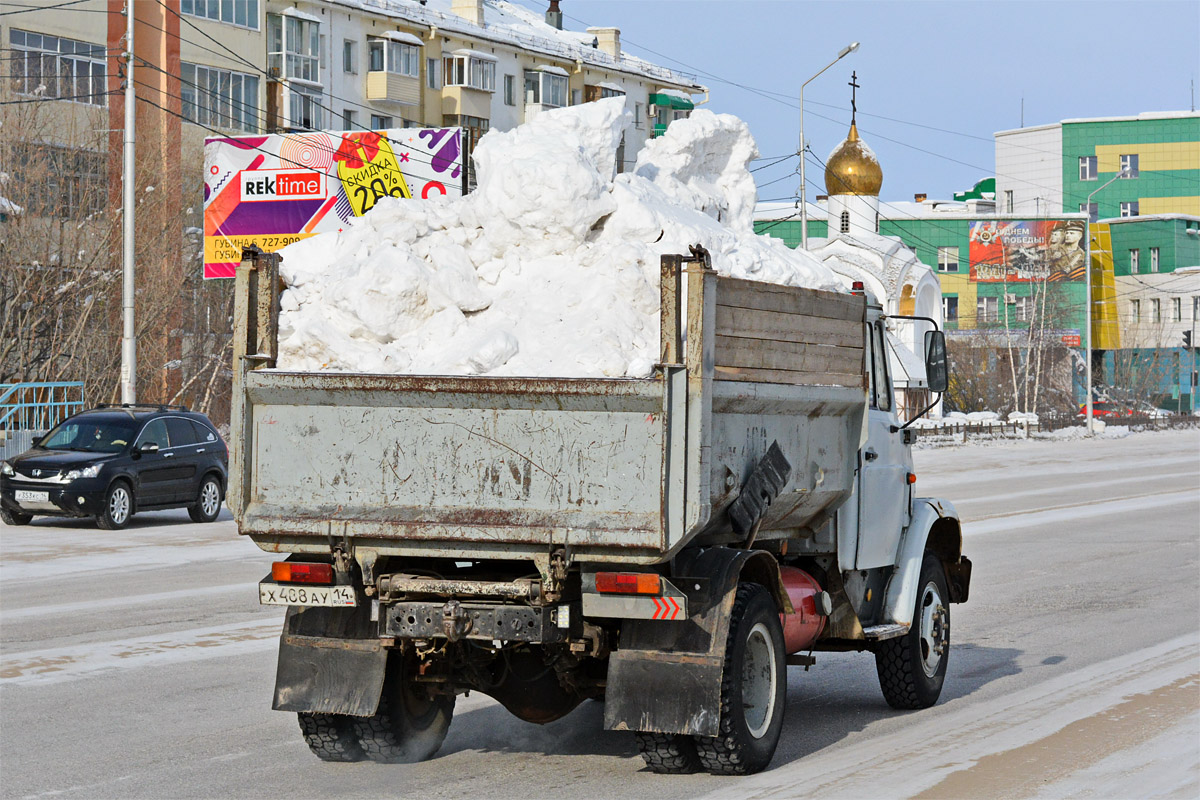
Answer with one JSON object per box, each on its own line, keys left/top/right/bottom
{"left": 849, "top": 71, "right": 860, "bottom": 125}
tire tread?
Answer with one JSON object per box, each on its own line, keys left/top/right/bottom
{"left": 298, "top": 712, "right": 364, "bottom": 762}
{"left": 636, "top": 732, "right": 701, "bottom": 774}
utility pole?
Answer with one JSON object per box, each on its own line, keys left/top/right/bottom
{"left": 120, "top": 1, "right": 136, "bottom": 403}
{"left": 1083, "top": 170, "right": 1127, "bottom": 433}
{"left": 799, "top": 42, "right": 858, "bottom": 249}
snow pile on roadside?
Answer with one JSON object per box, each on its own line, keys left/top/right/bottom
{"left": 275, "top": 99, "right": 838, "bottom": 377}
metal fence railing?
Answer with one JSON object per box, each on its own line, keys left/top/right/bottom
{"left": 911, "top": 413, "right": 1198, "bottom": 443}
{"left": 0, "top": 382, "right": 85, "bottom": 460}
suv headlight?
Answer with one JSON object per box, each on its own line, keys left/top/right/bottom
{"left": 64, "top": 464, "right": 102, "bottom": 481}
{"left": 1, "top": 461, "right": 12, "bottom": 477}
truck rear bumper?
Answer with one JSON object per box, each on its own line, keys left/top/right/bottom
{"left": 384, "top": 601, "right": 570, "bottom": 644}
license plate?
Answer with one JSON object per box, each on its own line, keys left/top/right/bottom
{"left": 259, "top": 582, "right": 357, "bottom": 607}
{"left": 14, "top": 490, "right": 48, "bottom": 503}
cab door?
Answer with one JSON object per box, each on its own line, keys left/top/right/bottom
{"left": 854, "top": 319, "right": 911, "bottom": 569}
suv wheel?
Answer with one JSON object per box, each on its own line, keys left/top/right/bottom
{"left": 2, "top": 506, "right": 33, "bottom": 526}
{"left": 95, "top": 481, "right": 133, "bottom": 530}
{"left": 188, "top": 475, "right": 223, "bottom": 523}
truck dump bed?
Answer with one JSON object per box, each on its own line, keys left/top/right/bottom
{"left": 231, "top": 250, "right": 866, "bottom": 565}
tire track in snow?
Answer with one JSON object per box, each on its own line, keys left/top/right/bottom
{"left": 705, "top": 633, "right": 1199, "bottom": 799}
{"left": 0, "top": 618, "right": 280, "bottom": 686}
{"left": 963, "top": 489, "right": 1198, "bottom": 537}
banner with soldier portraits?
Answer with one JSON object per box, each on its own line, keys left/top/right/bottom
{"left": 968, "top": 219, "right": 1087, "bottom": 283}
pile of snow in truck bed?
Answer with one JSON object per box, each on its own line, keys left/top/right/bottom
{"left": 276, "top": 98, "right": 839, "bottom": 377}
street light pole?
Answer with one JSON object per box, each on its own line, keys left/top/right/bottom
{"left": 120, "top": 1, "right": 137, "bottom": 404}
{"left": 1084, "top": 169, "right": 1127, "bottom": 433}
{"left": 799, "top": 41, "right": 859, "bottom": 250}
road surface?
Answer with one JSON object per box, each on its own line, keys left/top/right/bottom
{"left": 2, "top": 428, "right": 1197, "bottom": 799}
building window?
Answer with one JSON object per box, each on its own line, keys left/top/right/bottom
{"left": 1120, "top": 201, "right": 1139, "bottom": 218}
{"left": 977, "top": 296, "right": 998, "bottom": 324}
{"left": 268, "top": 13, "right": 320, "bottom": 84}
{"left": 1150, "top": 298, "right": 1161, "bottom": 324}
{"left": 503, "top": 74, "right": 515, "bottom": 106}
{"left": 942, "top": 296, "right": 958, "bottom": 322}
{"left": 524, "top": 69, "right": 567, "bottom": 107}
{"left": 937, "top": 245, "right": 959, "bottom": 273}
{"left": 343, "top": 40, "right": 357, "bottom": 74}
{"left": 1079, "top": 156, "right": 1097, "bottom": 181}
{"left": 634, "top": 102, "right": 643, "bottom": 128}
{"left": 1119, "top": 154, "right": 1139, "bottom": 178}
{"left": 368, "top": 39, "right": 419, "bottom": 77}
{"left": 1014, "top": 295, "right": 1033, "bottom": 322}
{"left": 1080, "top": 202, "right": 1098, "bottom": 223}
{"left": 8, "top": 29, "right": 106, "bottom": 105}
{"left": 6, "top": 142, "right": 105, "bottom": 218}
{"left": 288, "top": 83, "right": 323, "bottom": 129}
{"left": 1171, "top": 297, "right": 1182, "bottom": 322}
{"left": 839, "top": 211, "right": 850, "bottom": 233}
{"left": 443, "top": 114, "right": 489, "bottom": 146}
{"left": 1130, "top": 249, "right": 1140, "bottom": 273}
{"left": 182, "top": 0, "right": 258, "bottom": 29}
{"left": 343, "top": 109, "right": 356, "bottom": 130}
{"left": 181, "top": 63, "right": 260, "bottom": 132}
{"left": 426, "top": 57, "right": 440, "bottom": 89}
{"left": 370, "top": 114, "right": 393, "bottom": 129}
{"left": 1129, "top": 299, "right": 1140, "bottom": 323}
{"left": 445, "top": 53, "right": 496, "bottom": 91}
{"left": 1004, "top": 190, "right": 1013, "bottom": 213}
{"left": 1151, "top": 247, "right": 1159, "bottom": 273}
{"left": 571, "top": 89, "right": 581, "bottom": 106}
{"left": 1195, "top": 296, "right": 1200, "bottom": 323}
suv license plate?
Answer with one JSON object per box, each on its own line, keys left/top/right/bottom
{"left": 15, "top": 490, "right": 48, "bottom": 503}
{"left": 259, "top": 582, "right": 357, "bottom": 607}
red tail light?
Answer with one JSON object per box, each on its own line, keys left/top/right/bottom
{"left": 595, "top": 572, "right": 661, "bottom": 595}
{"left": 272, "top": 562, "right": 333, "bottom": 584}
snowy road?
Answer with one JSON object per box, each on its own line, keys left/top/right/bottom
{"left": 1, "top": 429, "right": 1197, "bottom": 799}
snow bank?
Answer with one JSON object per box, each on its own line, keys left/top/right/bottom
{"left": 275, "top": 99, "right": 839, "bottom": 377}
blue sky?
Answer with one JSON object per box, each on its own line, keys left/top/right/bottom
{"left": 523, "top": 0, "right": 1200, "bottom": 204}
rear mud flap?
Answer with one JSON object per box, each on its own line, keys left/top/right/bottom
{"left": 604, "top": 652, "right": 723, "bottom": 737}
{"left": 271, "top": 605, "right": 388, "bottom": 717}
{"left": 272, "top": 634, "right": 388, "bottom": 716}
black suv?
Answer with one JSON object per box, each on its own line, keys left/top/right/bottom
{"left": 1, "top": 404, "right": 228, "bottom": 529}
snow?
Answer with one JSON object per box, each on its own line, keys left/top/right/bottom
{"left": 378, "top": 30, "right": 425, "bottom": 46}
{"left": 275, "top": 99, "right": 839, "bottom": 377}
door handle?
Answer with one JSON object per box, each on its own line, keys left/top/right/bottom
{"left": 163, "top": 452, "right": 173, "bottom": 458}
{"left": 864, "top": 448, "right": 878, "bottom": 461}
{"left": 196, "top": 448, "right": 205, "bottom": 453}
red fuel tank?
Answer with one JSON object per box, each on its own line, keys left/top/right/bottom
{"left": 778, "top": 565, "right": 828, "bottom": 654}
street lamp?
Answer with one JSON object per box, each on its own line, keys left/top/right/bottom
{"left": 1084, "top": 169, "right": 1128, "bottom": 434}
{"left": 799, "top": 41, "right": 859, "bottom": 250}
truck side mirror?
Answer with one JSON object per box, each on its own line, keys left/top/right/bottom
{"left": 924, "top": 330, "right": 948, "bottom": 393}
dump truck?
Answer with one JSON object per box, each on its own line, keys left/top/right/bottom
{"left": 231, "top": 245, "right": 970, "bottom": 775}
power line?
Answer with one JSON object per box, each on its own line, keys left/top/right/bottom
{"left": 0, "top": 0, "right": 93, "bottom": 16}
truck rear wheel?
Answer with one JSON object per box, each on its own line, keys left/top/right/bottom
{"left": 297, "top": 712, "right": 364, "bottom": 762}
{"left": 874, "top": 551, "right": 949, "bottom": 709}
{"left": 353, "top": 658, "right": 455, "bottom": 763}
{"left": 694, "top": 583, "right": 786, "bottom": 775}
{"left": 636, "top": 732, "right": 701, "bottom": 774}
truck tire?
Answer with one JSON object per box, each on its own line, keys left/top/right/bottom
{"left": 694, "top": 583, "right": 786, "bottom": 775}
{"left": 353, "top": 659, "right": 455, "bottom": 763}
{"left": 875, "top": 551, "right": 950, "bottom": 710}
{"left": 297, "top": 712, "right": 364, "bottom": 762}
{"left": 636, "top": 732, "right": 701, "bottom": 774}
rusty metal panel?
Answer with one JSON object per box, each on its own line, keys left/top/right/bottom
{"left": 241, "top": 373, "right": 671, "bottom": 554}
{"left": 709, "top": 380, "right": 864, "bottom": 535}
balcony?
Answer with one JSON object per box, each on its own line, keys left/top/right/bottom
{"left": 365, "top": 71, "right": 420, "bottom": 106}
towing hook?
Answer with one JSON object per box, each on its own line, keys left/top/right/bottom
{"left": 441, "top": 599, "right": 473, "bottom": 642}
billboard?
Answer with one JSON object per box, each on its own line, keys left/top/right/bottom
{"left": 203, "top": 127, "right": 465, "bottom": 278}
{"left": 967, "top": 219, "right": 1086, "bottom": 283}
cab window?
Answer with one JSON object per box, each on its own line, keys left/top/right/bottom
{"left": 869, "top": 321, "right": 892, "bottom": 412}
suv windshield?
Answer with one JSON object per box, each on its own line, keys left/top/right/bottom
{"left": 39, "top": 419, "right": 139, "bottom": 454}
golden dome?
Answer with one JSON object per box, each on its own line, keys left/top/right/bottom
{"left": 825, "top": 123, "right": 882, "bottom": 196}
